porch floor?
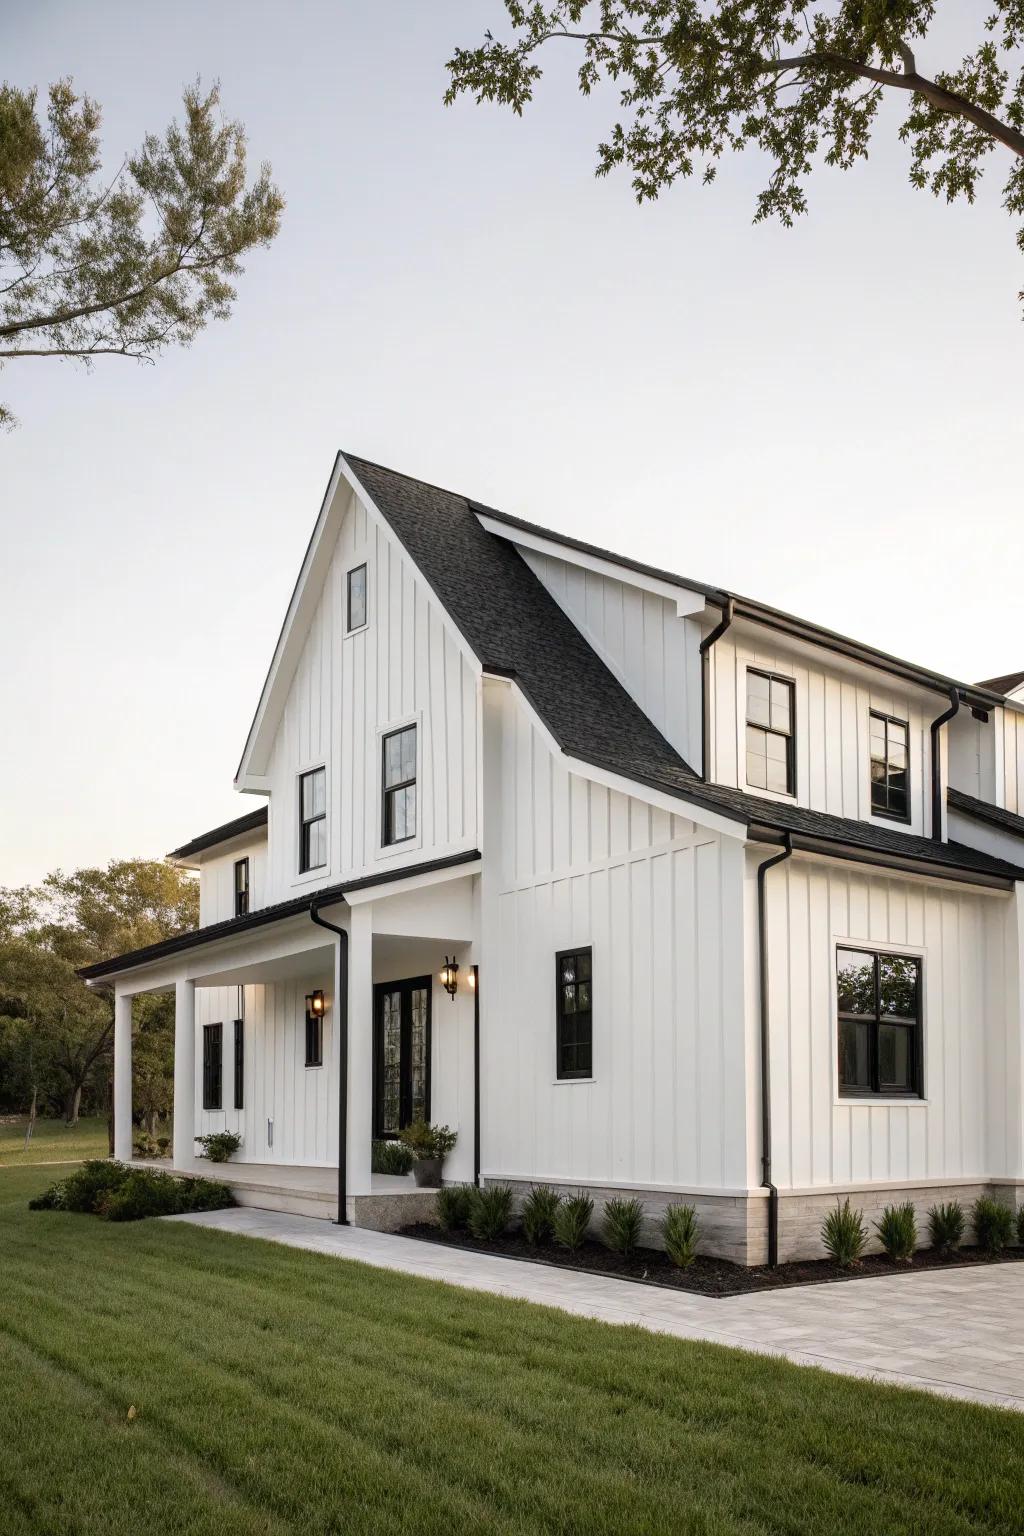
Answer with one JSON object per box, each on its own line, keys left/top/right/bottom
{"left": 135, "top": 1159, "right": 435, "bottom": 1225}
{"left": 169, "top": 1206, "right": 1024, "bottom": 1414}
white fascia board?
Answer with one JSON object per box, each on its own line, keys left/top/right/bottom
{"left": 492, "top": 673, "right": 744, "bottom": 840}
{"left": 344, "top": 857, "right": 482, "bottom": 908}
{"left": 475, "top": 512, "right": 709, "bottom": 619}
{"left": 235, "top": 453, "right": 347, "bottom": 785}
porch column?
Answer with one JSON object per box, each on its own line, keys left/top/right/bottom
{"left": 172, "top": 977, "right": 196, "bottom": 1168}
{"left": 113, "top": 989, "right": 133, "bottom": 1161}
{"left": 346, "top": 901, "right": 373, "bottom": 1200}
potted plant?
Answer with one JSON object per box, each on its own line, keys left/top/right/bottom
{"left": 397, "top": 1119, "right": 457, "bottom": 1187}
{"left": 194, "top": 1131, "right": 242, "bottom": 1164}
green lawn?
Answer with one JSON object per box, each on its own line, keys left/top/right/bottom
{"left": 1, "top": 1164, "right": 1020, "bottom": 1536}
{"left": 0, "top": 1115, "right": 109, "bottom": 1166}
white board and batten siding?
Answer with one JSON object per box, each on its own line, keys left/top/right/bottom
{"left": 197, "top": 841, "right": 268, "bottom": 926}
{"left": 521, "top": 548, "right": 704, "bottom": 770}
{"left": 481, "top": 681, "right": 750, "bottom": 1196}
{"left": 711, "top": 630, "right": 937, "bottom": 835}
{"left": 758, "top": 852, "right": 1021, "bottom": 1191}
{"left": 261, "top": 487, "right": 480, "bottom": 906}
{"left": 1001, "top": 705, "right": 1024, "bottom": 815}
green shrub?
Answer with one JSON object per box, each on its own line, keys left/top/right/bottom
{"left": 927, "top": 1200, "right": 965, "bottom": 1254}
{"left": 553, "top": 1192, "right": 594, "bottom": 1252}
{"left": 468, "top": 1184, "right": 514, "bottom": 1240}
{"left": 397, "top": 1119, "right": 458, "bottom": 1162}
{"left": 28, "top": 1180, "right": 68, "bottom": 1211}
{"left": 180, "top": 1178, "right": 236, "bottom": 1214}
{"left": 973, "top": 1196, "right": 1014, "bottom": 1255}
{"left": 194, "top": 1131, "right": 242, "bottom": 1163}
{"left": 602, "top": 1196, "right": 645, "bottom": 1256}
{"left": 521, "top": 1186, "right": 561, "bottom": 1245}
{"left": 662, "top": 1203, "right": 699, "bottom": 1268}
{"left": 372, "top": 1139, "right": 414, "bottom": 1176}
{"left": 821, "top": 1198, "right": 867, "bottom": 1268}
{"left": 436, "top": 1183, "right": 475, "bottom": 1232}
{"left": 875, "top": 1202, "right": 917, "bottom": 1263}
{"left": 1017, "top": 1206, "right": 1024, "bottom": 1247}
{"left": 60, "top": 1159, "right": 130, "bottom": 1213}
{"left": 101, "top": 1169, "right": 182, "bottom": 1221}
{"left": 28, "top": 1160, "right": 235, "bottom": 1223}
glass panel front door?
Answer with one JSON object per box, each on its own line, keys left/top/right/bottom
{"left": 373, "top": 976, "right": 431, "bottom": 1137}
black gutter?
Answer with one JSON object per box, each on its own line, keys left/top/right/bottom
{"left": 747, "top": 823, "right": 1018, "bottom": 891}
{"left": 472, "top": 963, "right": 481, "bottom": 1187}
{"left": 310, "top": 898, "right": 349, "bottom": 1226}
{"left": 757, "top": 833, "right": 792, "bottom": 1268}
{"left": 930, "top": 686, "right": 961, "bottom": 841}
{"left": 699, "top": 598, "right": 734, "bottom": 780}
{"left": 168, "top": 806, "right": 268, "bottom": 862}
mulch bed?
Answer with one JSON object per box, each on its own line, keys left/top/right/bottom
{"left": 400, "top": 1223, "right": 1024, "bottom": 1297}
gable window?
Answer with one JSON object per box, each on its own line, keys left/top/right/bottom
{"left": 347, "top": 563, "right": 367, "bottom": 632}
{"left": 299, "top": 767, "right": 327, "bottom": 872}
{"left": 556, "top": 947, "right": 592, "bottom": 1080}
{"left": 382, "top": 726, "right": 417, "bottom": 845}
{"left": 837, "top": 948, "right": 922, "bottom": 1098}
{"left": 746, "top": 669, "right": 795, "bottom": 794}
{"left": 870, "top": 712, "right": 910, "bottom": 821}
{"left": 203, "top": 1023, "right": 223, "bottom": 1111}
{"left": 233, "top": 1018, "right": 244, "bottom": 1110}
{"left": 234, "top": 857, "right": 250, "bottom": 917}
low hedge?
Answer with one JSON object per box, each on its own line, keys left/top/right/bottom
{"left": 29, "top": 1160, "right": 236, "bottom": 1222}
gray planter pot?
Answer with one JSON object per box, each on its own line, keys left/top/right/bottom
{"left": 413, "top": 1156, "right": 443, "bottom": 1188}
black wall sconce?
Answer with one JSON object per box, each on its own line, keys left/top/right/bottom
{"left": 305, "top": 989, "right": 325, "bottom": 1021}
{"left": 440, "top": 957, "right": 459, "bottom": 1000}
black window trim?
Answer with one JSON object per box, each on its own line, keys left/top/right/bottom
{"left": 298, "top": 766, "right": 327, "bottom": 874}
{"left": 381, "top": 724, "right": 417, "bottom": 848}
{"left": 869, "top": 709, "right": 912, "bottom": 824}
{"left": 346, "top": 561, "right": 368, "bottom": 634}
{"left": 202, "top": 1022, "right": 223, "bottom": 1111}
{"left": 233, "top": 1017, "right": 244, "bottom": 1110}
{"left": 836, "top": 945, "right": 924, "bottom": 1101}
{"left": 555, "top": 945, "right": 593, "bottom": 1082}
{"left": 745, "top": 667, "right": 796, "bottom": 798}
{"left": 234, "top": 856, "right": 250, "bottom": 918}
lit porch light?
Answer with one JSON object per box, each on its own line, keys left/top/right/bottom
{"left": 440, "top": 957, "right": 459, "bottom": 1000}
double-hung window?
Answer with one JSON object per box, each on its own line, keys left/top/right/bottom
{"left": 837, "top": 948, "right": 922, "bottom": 1098}
{"left": 299, "top": 767, "right": 327, "bottom": 872}
{"left": 382, "top": 726, "right": 417, "bottom": 845}
{"left": 870, "top": 712, "right": 910, "bottom": 820}
{"left": 746, "top": 670, "right": 795, "bottom": 794}
{"left": 203, "top": 1023, "right": 223, "bottom": 1111}
{"left": 556, "top": 947, "right": 593, "bottom": 1080}
{"left": 347, "top": 563, "right": 367, "bottom": 631}
{"left": 234, "top": 857, "right": 249, "bottom": 917}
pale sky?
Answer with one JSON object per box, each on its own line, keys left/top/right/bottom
{"left": 2, "top": 2, "right": 1021, "bottom": 887}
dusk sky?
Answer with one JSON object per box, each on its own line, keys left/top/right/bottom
{"left": 3, "top": 1, "right": 1021, "bottom": 887}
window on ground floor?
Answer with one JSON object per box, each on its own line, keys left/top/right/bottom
{"left": 556, "top": 947, "right": 593, "bottom": 1080}
{"left": 837, "top": 947, "right": 922, "bottom": 1098}
{"left": 203, "top": 1023, "right": 223, "bottom": 1110}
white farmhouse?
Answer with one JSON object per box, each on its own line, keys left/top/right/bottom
{"left": 82, "top": 454, "right": 1024, "bottom": 1262}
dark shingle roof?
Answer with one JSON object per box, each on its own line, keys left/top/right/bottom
{"left": 343, "top": 454, "right": 1024, "bottom": 888}
{"left": 976, "top": 669, "right": 1024, "bottom": 697}
{"left": 948, "top": 787, "right": 1024, "bottom": 840}
{"left": 168, "top": 806, "right": 268, "bottom": 861}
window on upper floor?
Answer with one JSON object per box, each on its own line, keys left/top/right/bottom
{"left": 347, "top": 563, "right": 367, "bottom": 632}
{"left": 556, "top": 947, "right": 593, "bottom": 1080}
{"left": 382, "top": 725, "right": 417, "bottom": 845}
{"left": 234, "top": 857, "right": 250, "bottom": 917}
{"left": 746, "top": 669, "right": 795, "bottom": 795}
{"left": 837, "top": 948, "right": 922, "bottom": 1099}
{"left": 203, "top": 1023, "right": 223, "bottom": 1111}
{"left": 299, "top": 767, "right": 327, "bottom": 872}
{"left": 870, "top": 712, "right": 910, "bottom": 821}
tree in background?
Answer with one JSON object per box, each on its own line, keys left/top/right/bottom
{"left": 447, "top": 3, "right": 1024, "bottom": 302}
{"left": 0, "top": 860, "right": 197, "bottom": 1125}
{"left": 0, "top": 78, "right": 283, "bottom": 425}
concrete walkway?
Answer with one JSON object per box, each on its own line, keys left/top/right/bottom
{"left": 170, "top": 1207, "right": 1024, "bottom": 1413}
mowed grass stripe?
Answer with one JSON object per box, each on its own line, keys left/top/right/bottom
{"left": 2, "top": 1165, "right": 1022, "bottom": 1535}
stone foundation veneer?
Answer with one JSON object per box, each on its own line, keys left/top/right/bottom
{"left": 490, "top": 1175, "right": 1024, "bottom": 1267}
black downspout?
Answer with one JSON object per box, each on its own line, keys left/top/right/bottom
{"left": 929, "top": 685, "right": 960, "bottom": 841}
{"left": 310, "top": 898, "right": 349, "bottom": 1225}
{"left": 757, "top": 833, "right": 792, "bottom": 1268}
{"left": 699, "top": 597, "right": 734, "bottom": 780}
{"left": 472, "top": 964, "right": 481, "bottom": 1187}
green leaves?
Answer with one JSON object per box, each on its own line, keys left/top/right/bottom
{"left": 447, "top": 2, "right": 1024, "bottom": 304}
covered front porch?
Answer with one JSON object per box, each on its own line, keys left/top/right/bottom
{"left": 107, "top": 859, "right": 479, "bottom": 1226}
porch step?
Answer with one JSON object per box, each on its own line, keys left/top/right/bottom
{"left": 229, "top": 1180, "right": 338, "bottom": 1221}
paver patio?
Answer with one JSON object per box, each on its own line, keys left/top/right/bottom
{"left": 171, "top": 1207, "right": 1024, "bottom": 1412}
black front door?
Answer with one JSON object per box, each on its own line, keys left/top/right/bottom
{"left": 373, "top": 976, "right": 431, "bottom": 1138}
